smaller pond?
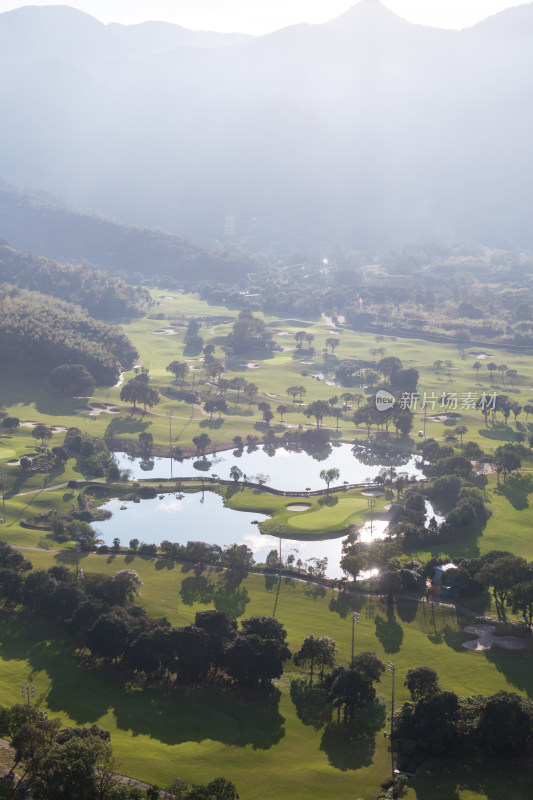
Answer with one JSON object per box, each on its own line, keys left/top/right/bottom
{"left": 425, "top": 500, "right": 446, "bottom": 525}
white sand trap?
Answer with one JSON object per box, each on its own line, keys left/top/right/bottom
{"left": 75, "top": 404, "right": 120, "bottom": 417}
{"left": 20, "top": 421, "right": 38, "bottom": 428}
{"left": 361, "top": 489, "right": 384, "bottom": 497}
{"left": 51, "top": 426, "right": 67, "bottom": 432}
{"left": 152, "top": 328, "right": 178, "bottom": 335}
{"left": 469, "top": 352, "right": 494, "bottom": 360}
{"left": 429, "top": 414, "right": 461, "bottom": 423}
{"left": 300, "top": 360, "right": 315, "bottom": 365}
{"left": 287, "top": 503, "right": 311, "bottom": 511}
{"left": 240, "top": 363, "right": 260, "bottom": 369}
{"left": 275, "top": 331, "right": 290, "bottom": 336}
{"left": 463, "top": 624, "right": 525, "bottom": 651}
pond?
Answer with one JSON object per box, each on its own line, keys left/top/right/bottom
{"left": 94, "top": 491, "right": 353, "bottom": 578}
{"left": 113, "top": 443, "right": 424, "bottom": 492}
{"left": 95, "top": 491, "right": 443, "bottom": 580}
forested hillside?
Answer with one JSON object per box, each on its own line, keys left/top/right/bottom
{"left": 0, "top": 284, "right": 137, "bottom": 384}
{"left": 0, "top": 240, "right": 151, "bottom": 319}
{"left": 0, "top": 187, "right": 264, "bottom": 285}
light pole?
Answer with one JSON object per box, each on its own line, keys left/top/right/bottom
{"left": 275, "top": 524, "right": 286, "bottom": 568}
{"left": 388, "top": 661, "right": 396, "bottom": 784}
{"left": 367, "top": 497, "right": 375, "bottom": 540}
{"left": 0, "top": 473, "right": 7, "bottom": 523}
{"left": 351, "top": 611, "right": 360, "bottom": 666}
{"left": 21, "top": 684, "right": 34, "bottom": 722}
{"left": 75, "top": 539, "right": 81, "bottom": 577}
{"left": 34, "top": 709, "right": 48, "bottom": 744}
{"left": 165, "top": 410, "right": 173, "bottom": 478}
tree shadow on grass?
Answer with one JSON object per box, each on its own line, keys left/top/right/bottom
{"left": 395, "top": 597, "right": 418, "bottom": 624}
{"left": 199, "top": 419, "right": 225, "bottom": 430}
{"left": 179, "top": 574, "right": 214, "bottom": 606}
{"left": 290, "top": 679, "right": 331, "bottom": 730}
{"left": 113, "top": 682, "right": 285, "bottom": 749}
{"left": 317, "top": 495, "right": 338, "bottom": 507}
{"left": 374, "top": 609, "right": 403, "bottom": 653}
{"left": 105, "top": 417, "right": 149, "bottom": 438}
{"left": 494, "top": 473, "right": 533, "bottom": 510}
{"left": 484, "top": 645, "right": 533, "bottom": 697}
{"left": 212, "top": 582, "right": 250, "bottom": 619}
{"left": 411, "top": 759, "right": 533, "bottom": 800}
{"left": 0, "top": 611, "right": 286, "bottom": 749}
{"left": 479, "top": 426, "right": 516, "bottom": 442}
{"left": 319, "top": 700, "right": 386, "bottom": 770}
{"left": 328, "top": 591, "right": 365, "bottom": 619}
{"left": 304, "top": 585, "right": 327, "bottom": 601}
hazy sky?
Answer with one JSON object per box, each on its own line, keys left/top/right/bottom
{"left": 0, "top": 0, "right": 529, "bottom": 33}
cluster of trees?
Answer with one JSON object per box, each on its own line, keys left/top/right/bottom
{"left": 0, "top": 704, "right": 239, "bottom": 800}
{"left": 200, "top": 244, "right": 533, "bottom": 348}
{"left": 225, "top": 310, "right": 273, "bottom": 355}
{"left": 0, "top": 283, "right": 137, "bottom": 384}
{"left": 340, "top": 530, "right": 425, "bottom": 596}
{"left": 61, "top": 427, "right": 118, "bottom": 480}
{"left": 391, "top": 477, "right": 489, "bottom": 547}
{"left": 353, "top": 401, "right": 414, "bottom": 438}
{"left": 293, "top": 638, "right": 387, "bottom": 725}
{"left": 120, "top": 370, "right": 160, "bottom": 412}
{"left": 395, "top": 666, "right": 533, "bottom": 771}
{"left": 0, "top": 240, "right": 150, "bottom": 319}
{"left": 0, "top": 543, "right": 287, "bottom": 688}
{"left": 426, "top": 551, "right": 533, "bottom": 623}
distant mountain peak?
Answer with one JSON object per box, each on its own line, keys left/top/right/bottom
{"left": 328, "top": 0, "right": 408, "bottom": 28}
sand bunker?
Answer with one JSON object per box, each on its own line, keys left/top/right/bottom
{"left": 19, "top": 421, "right": 38, "bottom": 429}
{"left": 240, "top": 363, "right": 260, "bottom": 369}
{"left": 463, "top": 624, "right": 525, "bottom": 651}
{"left": 75, "top": 404, "right": 120, "bottom": 417}
{"left": 361, "top": 489, "right": 384, "bottom": 497}
{"left": 286, "top": 503, "right": 311, "bottom": 511}
{"left": 469, "top": 352, "right": 494, "bottom": 360}
{"left": 51, "top": 426, "right": 67, "bottom": 433}
{"left": 429, "top": 414, "right": 461, "bottom": 423}
{"left": 300, "top": 360, "right": 315, "bottom": 365}
{"left": 152, "top": 328, "right": 178, "bottom": 335}
{"left": 275, "top": 331, "right": 291, "bottom": 336}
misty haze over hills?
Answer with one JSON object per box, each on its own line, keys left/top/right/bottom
{"left": 0, "top": 0, "right": 532, "bottom": 251}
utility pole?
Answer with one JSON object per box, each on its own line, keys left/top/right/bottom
{"left": 351, "top": 612, "right": 360, "bottom": 666}
{"left": 165, "top": 410, "right": 173, "bottom": 478}
{"left": 21, "top": 684, "right": 34, "bottom": 722}
{"left": 0, "top": 473, "right": 7, "bottom": 523}
{"left": 388, "top": 661, "right": 396, "bottom": 785}
{"left": 75, "top": 539, "right": 81, "bottom": 577}
{"left": 367, "top": 497, "right": 375, "bottom": 540}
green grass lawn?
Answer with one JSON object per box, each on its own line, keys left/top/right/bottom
{"left": 1, "top": 551, "right": 532, "bottom": 799}
{"left": 4, "top": 289, "right": 533, "bottom": 472}
{"left": 2, "top": 293, "right": 533, "bottom": 799}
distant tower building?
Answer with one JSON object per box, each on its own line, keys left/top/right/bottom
{"left": 224, "top": 212, "right": 236, "bottom": 238}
